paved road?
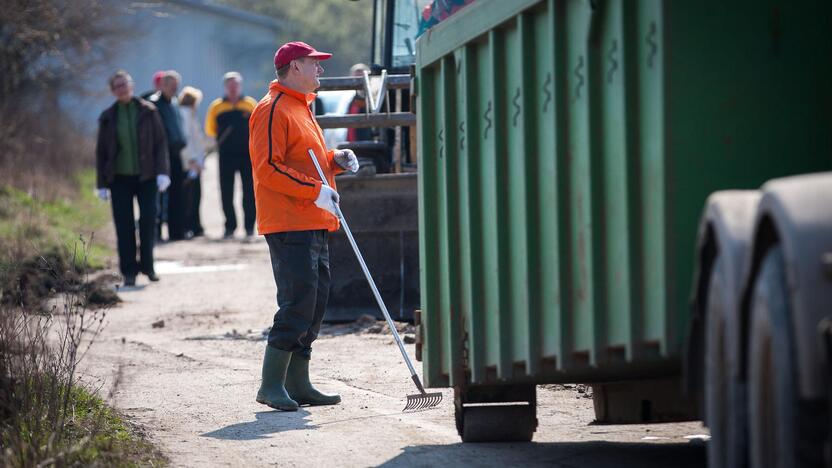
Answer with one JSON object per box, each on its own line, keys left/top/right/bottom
{"left": 82, "top": 157, "right": 708, "bottom": 467}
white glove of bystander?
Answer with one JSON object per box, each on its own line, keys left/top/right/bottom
{"left": 314, "top": 185, "right": 340, "bottom": 217}
{"left": 96, "top": 188, "right": 110, "bottom": 201}
{"left": 334, "top": 149, "right": 360, "bottom": 173}
{"left": 156, "top": 174, "right": 171, "bottom": 192}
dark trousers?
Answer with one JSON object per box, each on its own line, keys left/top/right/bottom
{"left": 156, "top": 191, "right": 167, "bottom": 241}
{"left": 219, "top": 153, "right": 256, "bottom": 234}
{"left": 265, "top": 230, "right": 330, "bottom": 357}
{"left": 184, "top": 174, "right": 203, "bottom": 235}
{"left": 110, "top": 175, "right": 157, "bottom": 276}
{"left": 166, "top": 149, "right": 186, "bottom": 240}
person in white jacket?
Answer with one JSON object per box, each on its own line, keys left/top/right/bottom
{"left": 178, "top": 86, "right": 208, "bottom": 238}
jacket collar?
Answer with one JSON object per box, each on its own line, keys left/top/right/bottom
{"left": 103, "top": 96, "right": 150, "bottom": 121}
{"left": 269, "top": 80, "right": 315, "bottom": 106}
{"left": 222, "top": 95, "right": 247, "bottom": 104}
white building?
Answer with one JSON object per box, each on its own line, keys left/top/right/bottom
{"left": 72, "top": 0, "right": 285, "bottom": 130}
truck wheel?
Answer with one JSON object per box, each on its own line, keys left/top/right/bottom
{"left": 705, "top": 257, "right": 745, "bottom": 468}
{"left": 748, "top": 246, "right": 800, "bottom": 468}
{"left": 454, "top": 385, "right": 537, "bottom": 442}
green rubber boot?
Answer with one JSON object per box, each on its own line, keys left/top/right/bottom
{"left": 256, "top": 346, "right": 299, "bottom": 411}
{"left": 285, "top": 354, "right": 341, "bottom": 406}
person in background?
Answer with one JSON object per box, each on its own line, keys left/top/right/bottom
{"left": 346, "top": 63, "right": 373, "bottom": 143}
{"left": 95, "top": 70, "right": 170, "bottom": 286}
{"left": 144, "top": 71, "right": 168, "bottom": 241}
{"left": 205, "top": 71, "right": 259, "bottom": 241}
{"left": 149, "top": 70, "right": 187, "bottom": 241}
{"left": 178, "top": 85, "right": 207, "bottom": 238}
{"left": 417, "top": 0, "right": 475, "bottom": 37}
{"left": 141, "top": 70, "right": 165, "bottom": 100}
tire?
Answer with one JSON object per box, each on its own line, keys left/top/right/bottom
{"left": 748, "top": 246, "right": 811, "bottom": 468}
{"left": 704, "top": 256, "right": 746, "bottom": 468}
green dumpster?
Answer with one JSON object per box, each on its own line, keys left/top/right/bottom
{"left": 415, "top": 0, "right": 832, "bottom": 440}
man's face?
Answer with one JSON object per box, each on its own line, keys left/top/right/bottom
{"left": 161, "top": 77, "right": 178, "bottom": 98}
{"left": 225, "top": 79, "right": 241, "bottom": 101}
{"left": 294, "top": 57, "right": 324, "bottom": 92}
{"left": 111, "top": 76, "right": 134, "bottom": 103}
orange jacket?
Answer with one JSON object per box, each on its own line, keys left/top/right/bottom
{"left": 249, "top": 81, "right": 342, "bottom": 234}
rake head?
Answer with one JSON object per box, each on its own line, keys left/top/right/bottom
{"left": 403, "top": 374, "right": 443, "bottom": 411}
{"left": 403, "top": 391, "right": 443, "bottom": 412}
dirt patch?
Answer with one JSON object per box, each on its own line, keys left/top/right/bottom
{"left": 184, "top": 328, "right": 268, "bottom": 342}
{"left": 164, "top": 307, "right": 239, "bottom": 328}
{"left": 0, "top": 249, "right": 120, "bottom": 311}
{"left": 181, "top": 314, "right": 418, "bottom": 344}
{"left": 0, "top": 248, "right": 81, "bottom": 309}
{"left": 83, "top": 275, "right": 121, "bottom": 307}
{"left": 541, "top": 383, "right": 594, "bottom": 399}
{"left": 321, "top": 314, "right": 415, "bottom": 337}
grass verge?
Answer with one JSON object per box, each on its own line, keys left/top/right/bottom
{"left": 0, "top": 169, "right": 119, "bottom": 310}
{"left": 0, "top": 169, "right": 111, "bottom": 270}
{"left": 0, "top": 170, "right": 164, "bottom": 466}
{"left": 58, "top": 385, "right": 167, "bottom": 467}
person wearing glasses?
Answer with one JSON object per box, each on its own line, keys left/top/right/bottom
{"left": 95, "top": 70, "right": 171, "bottom": 286}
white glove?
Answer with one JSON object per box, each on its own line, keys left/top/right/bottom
{"left": 156, "top": 174, "right": 171, "bottom": 192}
{"left": 334, "top": 149, "right": 359, "bottom": 173}
{"left": 314, "top": 185, "right": 340, "bottom": 216}
{"left": 96, "top": 188, "right": 110, "bottom": 201}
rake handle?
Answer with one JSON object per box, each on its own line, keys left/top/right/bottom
{"left": 307, "top": 149, "right": 426, "bottom": 395}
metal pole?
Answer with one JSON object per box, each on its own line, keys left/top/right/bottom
{"left": 306, "top": 149, "right": 419, "bottom": 378}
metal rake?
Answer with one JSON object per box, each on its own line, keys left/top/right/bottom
{"left": 307, "top": 149, "right": 443, "bottom": 412}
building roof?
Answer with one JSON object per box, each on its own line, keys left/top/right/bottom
{"left": 166, "top": 0, "right": 287, "bottom": 31}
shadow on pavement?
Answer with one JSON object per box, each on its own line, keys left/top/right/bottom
{"left": 201, "top": 410, "right": 317, "bottom": 440}
{"left": 374, "top": 440, "right": 706, "bottom": 468}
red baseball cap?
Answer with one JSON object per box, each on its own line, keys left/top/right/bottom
{"left": 274, "top": 41, "right": 332, "bottom": 69}
{"left": 152, "top": 70, "right": 165, "bottom": 87}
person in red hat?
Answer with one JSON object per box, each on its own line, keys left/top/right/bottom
{"left": 249, "top": 41, "right": 359, "bottom": 411}
{"left": 140, "top": 70, "right": 165, "bottom": 100}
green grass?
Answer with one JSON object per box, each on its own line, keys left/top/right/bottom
{"left": 0, "top": 169, "right": 111, "bottom": 269}
{"left": 61, "top": 385, "right": 167, "bottom": 467}
{"left": 4, "top": 382, "right": 167, "bottom": 467}
{"left": 0, "top": 170, "right": 160, "bottom": 465}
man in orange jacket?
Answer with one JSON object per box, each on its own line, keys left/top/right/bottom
{"left": 249, "top": 41, "right": 359, "bottom": 411}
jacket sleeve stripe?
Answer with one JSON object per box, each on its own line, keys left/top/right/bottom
{"left": 267, "top": 93, "right": 314, "bottom": 188}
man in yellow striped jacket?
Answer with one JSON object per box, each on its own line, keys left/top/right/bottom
{"left": 204, "top": 71, "right": 259, "bottom": 240}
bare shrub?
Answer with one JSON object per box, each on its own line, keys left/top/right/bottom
{"left": 0, "top": 243, "right": 116, "bottom": 466}
{"left": 0, "top": 0, "right": 124, "bottom": 199}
